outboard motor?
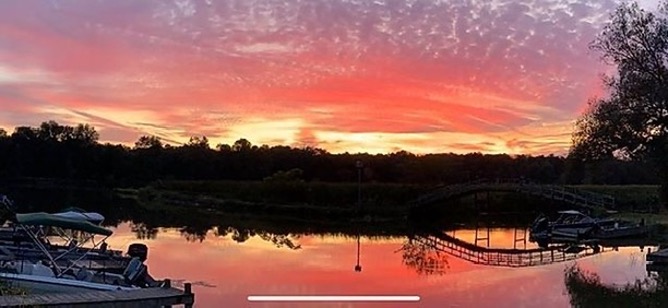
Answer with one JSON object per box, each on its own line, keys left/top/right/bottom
{"left": 529, "top": 214, "right": 550, "bottom": 247}
{"left": 123, "top": 257, "right": 148, "bottom": 287}
{"left": 531, "top": 216, "right": 549, "bottom": 233}
{"left": 127, "top": 243, "right": 148, "bottom": 262}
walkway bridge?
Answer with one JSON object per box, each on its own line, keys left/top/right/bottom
{"left": 410, "top": 231, "right": 607, "bottom": 268}
{"left": 410, "top": 178, "right": 616, "bottom": 210}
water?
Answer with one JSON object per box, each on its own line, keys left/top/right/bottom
{"left": 103, "top": 223, "right": 653, "bottom": 308}
{"left": 3, "top": 189, "right": 660, "bottom": 307}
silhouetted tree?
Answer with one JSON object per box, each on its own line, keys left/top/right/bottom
{"left": 0, "top": 120, "right": 662, "bottom": 187}
{"left": 72, "top": 124, "right": 99, "bottom": 145}
{"left": 134, "top": 135, "right": 163, "bottom": 150}
{"left": 572, "top": 1, "right": 668, "bottom": 203}
{"left": 565, "top": 265, "right": 668, "bottom": 307}
{"left": 232, "top": 138, "right": 253, "bottom": 152}
{"left": 186, "top": 136, "right": 209, "bottom": 149}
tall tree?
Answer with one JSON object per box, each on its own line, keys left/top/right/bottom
{"left": 186, "top": 136, "right": 209, "bottom": 149}
{"left": 72, "top": 124, "right": 99, "bottom": 145}
{"left": 571, "top": 1, "right": 668, "bottom": 202}
{"left": 134, "top": 135, "right": 163, "bottom": 150}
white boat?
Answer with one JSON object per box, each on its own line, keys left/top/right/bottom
{"left": 530, "top": 210, "right": 618, "bottom": 242}
{"left": 0, "top": 260, "right": 138, "bottom": 293}
{"left": 0, "top": 212, "right": 159, "bottom": 292}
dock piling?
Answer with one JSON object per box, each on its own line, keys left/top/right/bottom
{"left": 185, "top": 283, "right": 194, "bottom": 308}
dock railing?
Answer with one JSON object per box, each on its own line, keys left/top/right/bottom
{"left": 411, "top": 178, "right": 616, "bottom": 210}
{"left": 410, "top": 231, "right": 607, "bottom": 268}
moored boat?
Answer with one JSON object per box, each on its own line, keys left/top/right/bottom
{"left": 530, "top": 210, "right": 619, "bottom": 243}
{"left": 589, "top": 220, "right": 649, "bottom": 240}
{"left": 0, "top": 212, "right": 162, "bottom": 293}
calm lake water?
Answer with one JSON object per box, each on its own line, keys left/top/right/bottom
{"left": 103, "top": 223, "right": 653, "bottom": 308}
{"left": 4, "top": 189, "right": 659, "bottom": 307}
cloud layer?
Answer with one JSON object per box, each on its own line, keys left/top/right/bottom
{"left": 0, "top": 0, "right": 640, "bottom": 154}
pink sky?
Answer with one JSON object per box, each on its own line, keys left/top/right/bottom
{"left": 0, "top": 0, "right": 661, "bottom": 154}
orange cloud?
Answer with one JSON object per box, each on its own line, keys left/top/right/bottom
{"left": 0, "top": 0, "right": 624, "bottom": 155}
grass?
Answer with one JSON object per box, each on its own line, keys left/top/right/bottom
{"left": 569, "top": 185, "right": 661, "bottom": 210}
{"left": 127, "top": 185, "right": 412, "bottom": 224}
{"left": 121, "top": 181, "right": 668, "bottom": 223}
{"left": 148, "top": 180, "right": 426, "bottom": 208}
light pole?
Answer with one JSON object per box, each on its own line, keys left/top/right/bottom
{"left": 356, "top": 160, "right": 363, "bottom": 212}
{"left": 354, "top": 233, "right": 362, "bottom": 272}
{"left": 354, "top": 160, "right": 363, "bottom": 272}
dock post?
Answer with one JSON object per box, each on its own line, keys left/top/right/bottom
{"left": 161, "top": 279, "right": 173, "bottom": 307}
{"left": 185, "top": 283, "right": 193, "bottom": 308}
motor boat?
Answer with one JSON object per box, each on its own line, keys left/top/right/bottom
{"left": 529, "top": 210, "right": 618, "bottom": 243}
{"left": 0, "top": 212, "right": 161, "bottom": 293}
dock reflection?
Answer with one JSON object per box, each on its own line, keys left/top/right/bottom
{"left": 406, "top": 226, "right": 659, "bottom": 268}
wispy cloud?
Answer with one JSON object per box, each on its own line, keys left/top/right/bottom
{"left": 0, "top": 0, "right": 631, "bottom": 154}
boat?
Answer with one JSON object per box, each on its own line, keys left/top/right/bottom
{"left": 0, "top": 196, "right": 134, "bottom": 270}
{"left": 52, "top": 207, "right": 105, "bottom": 225}
{"left": 0, "top": 212, "right": 161, "bottom": 292}
{"left": 589, "top": 220, "right": 649, "bottom": 240}
{"left": 529, "top": 210, "right": 618, "bottom": 243}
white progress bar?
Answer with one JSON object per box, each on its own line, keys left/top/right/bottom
{"left": 248, "top": 295, "right": 420, "bottom": 302}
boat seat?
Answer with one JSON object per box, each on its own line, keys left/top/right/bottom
{"left": 32, "top": 262, "right": 55, "bottom": 277}
{"left": 76, "top": 268, "right": 94, "bottom": 282}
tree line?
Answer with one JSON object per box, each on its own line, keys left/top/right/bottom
{"left": 0, "top": 121, "right": 659, "bottom": 187}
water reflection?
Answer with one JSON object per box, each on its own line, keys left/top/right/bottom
{"left": 565, "top": 265, "right": 668, "bottom": 307}
{"left": 5, "top": 188, "right": 665, "bottom": 307}
{"left": 397, "top": 238, "right": 449, "bottom": 276}
{"left": 215, "top": 227, "right": 302, "bottom": 250}
{"left": 130, "top": 223, "right": 158, "bottom": 240}
{"left": 100, "top": 223, "right": 659, "bottom": 308}
{"left": 355, "top": 232, "right": 362, "bottom": 272}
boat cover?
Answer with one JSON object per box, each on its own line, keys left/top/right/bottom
{"left": 15, "top": 212, "right": 113, "bottom": 236}
{"left": 53, "top": 211, "right": 105, "bottom": 225}
{"left": 557, "top": 210, "right": 585, "bottom": 215}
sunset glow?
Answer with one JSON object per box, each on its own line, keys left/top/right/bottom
{"left": 0, "top": 0, "right": 661, "bottom": 154}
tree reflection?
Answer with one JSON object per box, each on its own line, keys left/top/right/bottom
{"left": 179, "top": 225, "right": 210, "bottom": 243}
{"left": 214, "top": 226, "right": 301, "bottom": 249}
{"left": 214, "top": 226, "right": 254, "bottom": 242}
{"left": 564, "top": 265, "right": 668, "bottom": 307}
{"left": 257, "top": 232, "right": 301, "bottom": 249}
{"left": 130, "top": 223, "right": 158, "bottom": 240}
{"left": 399, "top": 237, "right": 449, "bottom": 276}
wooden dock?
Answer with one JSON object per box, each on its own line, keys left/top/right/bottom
{"left": 646, "top": 247, "right": 668, "bottom": 263}
{"left": 0, "top": 282, "right": 194, "bottom": 307}
{"left": 645, "top": 247, "right": 668, "bottom": 273}
{"left": 411, "top": 178, "right": 616, "bottom": 210}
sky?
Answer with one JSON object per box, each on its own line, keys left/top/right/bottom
{"left": 0, "top": 0, "right": 663, "bottom": 155}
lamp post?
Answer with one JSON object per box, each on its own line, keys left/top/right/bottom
{"left": 356, "top": 160, "right": 363, "bottom": 212}
{"left": 354, "top": 233, "right": 362, "bottom": 272}
{"left": 354, "top": 160, "right": 363, "bottom": 272}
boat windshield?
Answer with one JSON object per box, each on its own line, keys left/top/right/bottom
{"left": 555, "top": 213, "right": 588, "bottom": 224}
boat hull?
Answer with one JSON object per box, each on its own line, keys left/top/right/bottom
{"left": 0, "top": 272, "right": 137, "bottom": 293}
